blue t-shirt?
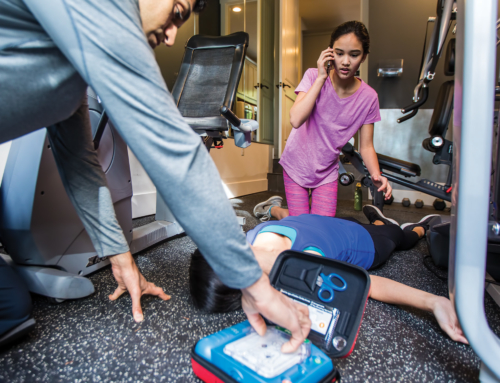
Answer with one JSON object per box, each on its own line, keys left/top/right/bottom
{"left": 246, "top": 215, "right": 375, "bottom": 270}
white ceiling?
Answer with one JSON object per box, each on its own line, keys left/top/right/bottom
{"left": 299, "top": 0, "right": 361, "bottom": 34}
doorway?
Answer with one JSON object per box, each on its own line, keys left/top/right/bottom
{"left": 275, "top": 0, "right": 366, "bottom": 157}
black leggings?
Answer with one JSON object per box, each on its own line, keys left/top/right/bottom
{"left": 339, "top": 218, "right": 421, "bottom": 269}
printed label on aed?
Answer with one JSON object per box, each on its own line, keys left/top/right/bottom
{"left": 281, "top": 289, "right": 336, "bottom": 336}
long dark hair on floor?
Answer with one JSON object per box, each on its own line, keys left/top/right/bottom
{"left": 189, "top": 249, "right": 243, "bottom": 313}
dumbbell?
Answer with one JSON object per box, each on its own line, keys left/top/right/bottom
{"left": 339, "top": 172, "right": 355, "bottom": 186}
{"left": 433, "top": 198, "right": 446, "bottom": 211}
{"left": 384, "top": 195, "right": 394, "bottom": 205}
{"left": 415, "top": 199, "right": 424, "bottom": 208}
{"left": 402, "top": 198, "right": 411, "bottom": 207}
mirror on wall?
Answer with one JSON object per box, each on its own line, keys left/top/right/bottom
{"left": 221, "top": 0, "right": 275, "bottom": 145}
{"left": 231, "top": 1, "right": 258, "bottom": 141}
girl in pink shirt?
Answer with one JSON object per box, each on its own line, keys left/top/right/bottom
{"left": 254, "top": 21, "right": 392, "bottom": 222}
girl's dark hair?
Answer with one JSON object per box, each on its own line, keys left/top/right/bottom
{"left": 329, "top": 21, "right": 370, "bottom": 54}
{"left": 189, "top": 249, "right": 242, "bottom": 313}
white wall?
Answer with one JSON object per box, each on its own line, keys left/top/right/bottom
{"left": 210, "top": 139, "right": 271, "bottom": 198}
{"left": 129, "top": 139, "right": 271, "bottom": 218}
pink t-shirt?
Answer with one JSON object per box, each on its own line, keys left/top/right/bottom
{"left": 280, "top": 68, "right": 381, "bottom": 188}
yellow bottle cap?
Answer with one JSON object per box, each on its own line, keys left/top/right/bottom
{"left": 356, "top": 182, "right": 361, "bottom": 187}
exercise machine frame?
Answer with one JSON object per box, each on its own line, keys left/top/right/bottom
{"left": 451, "top": 0, "right": 500, "bottom": 380}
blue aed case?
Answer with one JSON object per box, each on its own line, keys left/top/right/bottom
{"left": 191, "top": 250, "right": 369, "bottom": 382}
{"left": 191, "top": 321, "right": 338, "bottom": 383}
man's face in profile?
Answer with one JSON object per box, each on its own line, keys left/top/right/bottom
{"left": 139, "top": 0, "right": 197, "bottom": 49}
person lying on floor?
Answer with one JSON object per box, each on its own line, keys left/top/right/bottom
{"left": 189, "top": 205, "right": 468, "bottom": 344}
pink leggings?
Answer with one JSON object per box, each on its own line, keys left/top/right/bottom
{"left": 283, "top": 170, "right": 338, "bottom": 217}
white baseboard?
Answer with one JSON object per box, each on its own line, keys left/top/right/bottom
{"left": 221, "top": 179, "right": 268, "bottom": 199}
{"left": 131, "top": 191, "right": 157, "bottom": 219}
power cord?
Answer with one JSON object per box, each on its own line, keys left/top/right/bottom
{"left": 423, "top": 255, "right": 447, "bottom": 281}
{"left": 423, "top": 255, "right": 500, "bottom": 286}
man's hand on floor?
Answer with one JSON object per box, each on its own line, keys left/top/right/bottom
{"left": 241, "top": 273, "right": 311, "bottom": 353}
{"left": 109, "top": 252, "right": 171, "bottom": 322}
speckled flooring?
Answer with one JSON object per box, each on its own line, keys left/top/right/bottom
{"left": 0, "top": 192, "right": 499, "bottom": 382}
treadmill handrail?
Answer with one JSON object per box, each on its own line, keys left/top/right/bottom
{"left": 451, "top": 0, "right": 500, "bottom": 379}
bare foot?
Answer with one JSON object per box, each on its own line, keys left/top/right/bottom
{"left": 270, "top": 206, "right": 290, "bottom": 220}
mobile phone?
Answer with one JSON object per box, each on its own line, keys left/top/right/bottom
{"left": 326, "top": 46, "right": 333, "bottom": 75}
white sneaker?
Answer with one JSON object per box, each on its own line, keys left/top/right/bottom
{"left": 401, "top": 214, "right": 441, "bottom": 231}
{"left": 253, "top": 196, "right": 283, "bottom": 222}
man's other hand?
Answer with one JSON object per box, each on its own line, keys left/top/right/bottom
{"left": 109, "top": 252, "right": 171, "bottom": 322}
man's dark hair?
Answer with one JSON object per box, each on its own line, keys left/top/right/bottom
{"left": 329, "top": 20, "right": 370, "bottom": 54}
{"left": 189, "top": 249, "right": 242, "bottom": 313}
{"left": 193, "top": 0, "right": 209, "bottom": 13}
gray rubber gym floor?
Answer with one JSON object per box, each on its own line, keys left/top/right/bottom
{"left": 1, "top": 191, "right": 499, "bottom": 382}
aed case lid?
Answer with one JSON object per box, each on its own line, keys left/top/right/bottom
{"left": 192, "top": 321, "right": 337, "bottom": 383}
{"left": 268, "top": 250, "right": 371, "bottom": 358}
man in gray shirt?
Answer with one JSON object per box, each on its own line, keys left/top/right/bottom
{"left": 0, "top": 0, "right": 310, "bottom": 351}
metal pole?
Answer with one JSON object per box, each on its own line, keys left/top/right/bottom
{"left": 451, "top": 0, "right": 500, "bottom": 380}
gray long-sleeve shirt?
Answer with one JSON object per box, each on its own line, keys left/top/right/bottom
{"left": 0, "top": 0, "right": 262, "bottom": 289}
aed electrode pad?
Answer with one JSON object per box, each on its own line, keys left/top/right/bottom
{"left": 280, "top": 289, "right": 340, "bottom": 336}
{"left": 223, "top": 327, "right": 311, "bottom": 378}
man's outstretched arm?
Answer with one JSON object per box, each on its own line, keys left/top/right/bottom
{"left": 369, "top": 275, "right": 468, "bottom": 344}
{"left": 24, "top": 0, "right": 261, "bottom": 289}
{"left": 22, "top": 0, "right": 312, "bottom": 350}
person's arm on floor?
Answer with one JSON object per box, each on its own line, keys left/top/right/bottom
{"left": 369, "top": 275, "right": 468, "bottom": 344}
{"left": 359, "top": 123, "right": 392, "bottom": 199}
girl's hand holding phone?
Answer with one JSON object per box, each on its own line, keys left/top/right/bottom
{"left": 317, "top": 48, "right": 334, "bottom": 81}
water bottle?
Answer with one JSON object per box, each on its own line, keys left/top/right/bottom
{"left": 354, "top": 183, "right": 362, "bottom": 211}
